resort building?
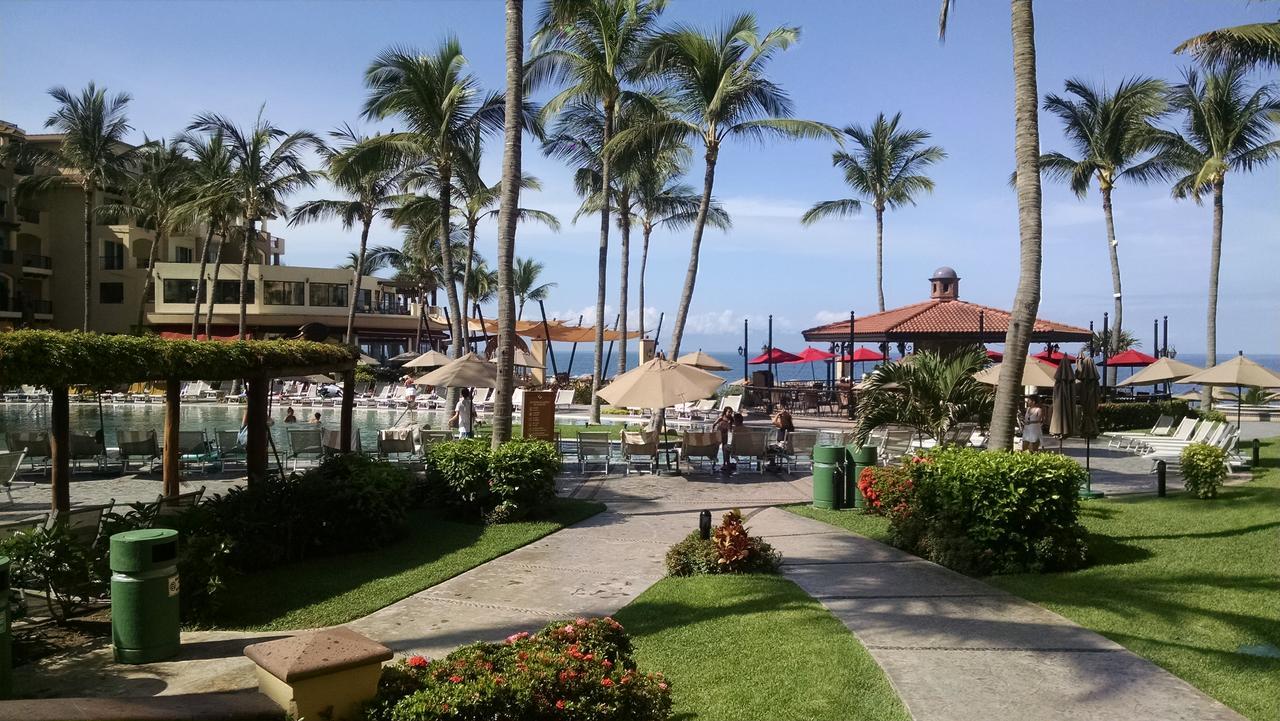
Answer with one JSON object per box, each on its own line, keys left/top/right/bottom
{"left": 0, "top": 122, "right": 441, "bottom": 359}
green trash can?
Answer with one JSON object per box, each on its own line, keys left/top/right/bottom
{"left": 846, "top": 444, "right": 878, "bottom": 509}
{"left": 110, "top": 529, "right": 180, "bottom": 664}
{"left": 0, "top": 556, "right": 11, "bottom": 698}
{"left": 813, "top": 445, "right": 844, "bottom": 510}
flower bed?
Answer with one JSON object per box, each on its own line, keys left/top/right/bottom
{"left": 665, "top": 510, "right": 782, "bottom": 577}
{"left": 364, "top": 617, "right": 672, "bottom": 721}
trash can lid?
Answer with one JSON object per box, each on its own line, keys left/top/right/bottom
{"left": 813, "top": 445, "right": 844, "bottom": 463}
{"left": 846, "top": 444, "right": 878, "bottom": 463}
{"left": 112, "top": 528, "right": 178, "bottom": 545}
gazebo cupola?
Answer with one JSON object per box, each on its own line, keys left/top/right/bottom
{"left": 930, "top": 266, "right": 960, "bottom": 301}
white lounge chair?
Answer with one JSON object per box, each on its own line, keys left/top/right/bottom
{"left": 0, "top": 450, "right": 28, "bottom": 503}
{"left": 621, "top": 430, "right": 660, "bottom": 475}
{"left": 555, "top": 389, "right": 575, "bottom": 409}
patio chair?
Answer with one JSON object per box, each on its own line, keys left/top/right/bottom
{"left": 940, "top": 422, "right": 979, "bottom": 448}
{"left": 419, "top": 429, "right": 454, "bottom": 448}
{"left": 0, "top": 450, "right": 28, "bottom": 503}
{"left": 877, "top": 425, "right": 918, "bottom": 466}
{"left": 175, "top": 430, "right": 217, "bottom": 473}
{"left": 45, "top": 499, "right": 115, "bottom": 548}
{"left": 378, "top": 428, "right": 418, "bottom": 460}
{"left": 783, "top": 430, "right": 820, "bottom": 472}
{"left": 621, "top": 430, "right": 660, "bottom": 475}
{"left": 150, "top": 486, "right": 206, "bottom": 526}
{"left": 1106, "top": 414, "right": 1175, "bottom": 449}
{"left": 6, "top": 431, "right": 51, "bottom": 473}
{"left": 216, "top": 430, "right": 247, "bottom": 468}
{"left": 322, "top": 428, "right": 363, "bottom": 455}
{"left": 729, "top": 430, "right": 770, "bottom": 473}
{"left": 681, "top": 430, "right": 721, "bottom": 472}
{"left": 68, "top": 431, "right": 105, "bottom": 473}
{"left": 576, "top": 431, "right": 615, "bottom": 474}
{"left": 511, "top": 388, "right": 525, "bottom": 409}
{"left": 0, "top": 512, "right": 47, "bottom": 541}
{"left": 118, "top": 430, "right": 160, "bottom": 473}
{"left": 1135, "top": 420, "right": 1219, "bottom": 455}
{"left": 287, "top": 428, "right": 324, "bottom": 469}
{"left": 555, "top": 389, "right": 576, "bottom": 409}
{"left": 1122, "top": 416, "right": 1198, "bottom": 452}
{"left": 719, "top": 394, "right": 743, "bottom": 413}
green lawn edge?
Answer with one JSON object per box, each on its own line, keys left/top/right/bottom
{"left": 782, "top": 439, "right": 1280, "bottom": 721}
{"left": 614, "top": 574, "right": 910, "bottom": 721}
{"left": 209, "top": 497, "right": 605, "bottom": 631}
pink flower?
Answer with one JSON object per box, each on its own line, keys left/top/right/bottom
{"left": 562, "top": 624, "right": 576, "bottom": 635}
{"left": 575, "top": 617, "right": 588, "bottom": 626}
{"left": 658, "top": 682, "right": 669, "bottom": 691}
{"left": 601, "top": 659, "right": 613, "bottom": 669}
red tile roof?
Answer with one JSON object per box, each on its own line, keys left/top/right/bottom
{"left": 802, "top": 299, "right": 1091, "bottom": 343}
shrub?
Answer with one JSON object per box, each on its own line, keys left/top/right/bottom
{"left": 887, "top": 448, "right": 1089, "bottom": 575}
{"left": 1180, "top": 443, "right": 1228, "bottom": 499}
{"left": 857, "top": 465, "right": 914, "bottom": 517}
{"left": 488, "top": 440, "right": 562, "bottom": 523}
{"left": 1195, "top": 408, "right": 1228, "bottom": 423}
{"left": 665, "top": 510, "right": 782, "bottom": 576}
{"left": 1095, "top": 400, "right": 1191, "bottom": 432}
{"left": 364, "top": 616, "right": 672, "bottom": 721}
{"left": 424, "top": 440, "right": 493, "bottom": 514}
{"left": 0, "top": 523, "right": 102, "bottom": 622}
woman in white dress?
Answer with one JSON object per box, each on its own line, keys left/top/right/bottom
{"left": 1022, "top": 396, "right": 1044, "bottom": 452}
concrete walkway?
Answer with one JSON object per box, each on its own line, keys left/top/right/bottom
{"left": 749, "top": 507, "right": 1245, "bottom": 721}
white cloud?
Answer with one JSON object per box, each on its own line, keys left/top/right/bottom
{"left": 811, "top": 309, "right": 848, "bottom": 326}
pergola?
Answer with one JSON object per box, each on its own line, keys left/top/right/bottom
{"left": 0, "top": 331, "right": 357, "bottom": 513}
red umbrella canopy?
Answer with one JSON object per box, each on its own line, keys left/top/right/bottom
{"left": 985, "top": 348, "right": 1003, "bottom": 362}
{"left": 788, "top": 347, "right": 836, "bottom": 363}
{"left": 1032, "top": 349, "right": 1076, "bottom": 365}
{"left": 1102, "top": 349, "right": 1158, "bottom": 367}
{"left": 838, "top": 346, "right": 887, "bottom": 362}
{"left": 750, "top": 348, "right": 802, "bottom": 364}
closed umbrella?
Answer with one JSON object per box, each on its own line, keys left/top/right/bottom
{"left": 1049, "top": 358, "right": 1076, "bottom": 441}
{"left": 404, "top": 350, "right": 453, "bottom": 369}
{"left": 414, "top": 352, "right": 498, "bottom": 388}
{"left": 597, "top": 358, "right": 724, "bottom": 409}
{"left": 1178, "top": 353, "right": 1280, "bottom": 428}
{"left": 677, "top": 350, "right": 732, "bottom": 371}
{"left": 1074, "top": 355, "right": 1102, "bottom": 497}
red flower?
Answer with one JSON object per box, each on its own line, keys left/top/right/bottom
{"left": 407, "top": 655, "right": 429, "bottom": 668}
{"left": 583, "top": 653, "right": 594, "bottom": 661}
{"left": 601, "top": 659, "right": 613, "bottom": 669}
{"left": 600, "top": 678, "right": 614, "bottom": 687}
{"left": 556, "top": 700, "right": 567, "bottom": 710}
{"left": 449, "top": 675, "right": 463, "bottom": 684}
{"left": 658, "top": 682, "right": 669, "bottom": 691}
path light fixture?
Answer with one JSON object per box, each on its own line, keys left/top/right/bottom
{"left": 699, "top": 510, "right": 712, "bottom": 540}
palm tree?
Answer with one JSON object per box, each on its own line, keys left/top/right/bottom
{"left": 289, "top": 124, "right": 409, "bottom": 344}
{"left": 177, "top": 130, "right": 238, "bottom": 339}
{"left": 1158, "top": 65, "right": 1279, "bottom": 405}
{"left": 854, "top": 347, "right": 992, "bottom": 444}
{"left": 529, "top": 0, "right": 665, "bottom": 423}
{"left": 614, "top": 13, "right": 838, "bottom": 360}
{"left": 513, "top": 257, "right": 556, "bottom": 319}
{"left": 937, "top": 0, "right": 1043, "bottom": 451}
{"left": 1039, "top": 77, "right": 1167, "bottom": 384}
{"left": 340, "top": 249, "right": 390, "bottom": 276}
{"left": 1175, "top": 19, "right": 1280, "bottom": 70}
{"left": 188, "top": 109, "right": 321, "bottom": 339}
{"left": 801, "top": 113, "right": 945, "bottom": 312}
{"left": 466, "top": 260, "right": 500, "bottom": 308}
{"left": 362, "top": 40, "right": 506, "bottom": 369}
{"left": 12, "top": 83, "right": 140, "bottom": 330}
{"left": 96, "top": 139, "right": 195, "bottom": 329}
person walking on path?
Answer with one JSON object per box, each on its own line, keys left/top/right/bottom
{"left": 452, "top": 388, "right": 475, "bottom": 439}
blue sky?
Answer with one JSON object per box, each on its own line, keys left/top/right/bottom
{"left": 3, "top": 0, "right": 1276, "bottom": 356}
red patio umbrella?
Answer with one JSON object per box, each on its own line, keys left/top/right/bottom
{"left": 838, "top": 346, "right": 886, "bottom": 363}
{"left": 749, "top": 348, "right": 802, "bottom": 364}
{"left": 1032, "top": 349, "right": 1076, "bottom": 365}
{"left": 1101, "top": 349, "right": 1158, "bottom": 367}
{"left": 985, "top": 348, "right": 1003, "bottom": 362}
{"left": 788, "top": 347, "right": 836, "bottom": 363}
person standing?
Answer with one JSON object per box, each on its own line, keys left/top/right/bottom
{"left": 1022, "top": 396, "right": 1044, "bottom": 452}
{"left": 452, "top": 388, "right": 475, "bottom": 439}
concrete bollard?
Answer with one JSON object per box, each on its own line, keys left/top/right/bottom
{"left": 1156, "top": 460, "right": 1167, "bottom": 497}
{"left": 245, "top": 627, "right": 392, "bottom": 721}
{"left": 1253, "top": 439, "right": 1261, "bottom": 468}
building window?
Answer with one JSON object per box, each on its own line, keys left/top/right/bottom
{"left": 175, "top": 246, "right": 193, "bottom": 263}
{"left": 214, "top": 279, "right": 254, "bottom": 304}
{"left": 163, "top": 279, "right": 198, "bottom": 304}
{"left": 100, "top": 282, "right": 125, "bottom": 304}
{"left": 264, "top": 280, "right": 305, "bottom": 306}
{"left": 356, "top": 288, "right": 373, "bottom": 312}
{"left": 309, "top": 282, "right": 348, "bottom": 308}
{"left": 102, "top": 242, "right": 126, "bottom": 270}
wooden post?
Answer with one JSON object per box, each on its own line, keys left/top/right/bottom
{"left": 340, "top": 370, "right": 355, "bottom": 453}
{"left": 163, "top": 379, "right": 181, "bottom": 498}
{"left": 246, "top": 377, "right": 269, "bottom": 486}
{"left": 50, "top": 385, "right": 70, "bottom": 514}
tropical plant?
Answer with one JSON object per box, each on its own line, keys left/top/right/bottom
{"left": 801, "top": 113, "right": 945, "bottom": 312}
{"left": 854, "top": 347, "right": 992, "bottom": 444}
{"left": 97, "top": 138, "right": 195, "bottom": 329}
{"left": 177, "top": 130, "right": 239, "bottom": 339}
{"left": 1180, "top": 442, "right": 1228, "bottom": 499}
{"left": 513, "top": 257, "right": 556, "bottom": 319}
{"left": 613, "top": 13, "right": 838, "bottom": 360}
{"left": 1038, "top": 77, "right": 1167, "bottom": 383}
{"left": 1222, "top": 386, "right": 1279, "bottom": 405}
{"left": 1156, "top": 65, "right": 1279, "bottom": 404}
{"left": 289, "top": 125, "right": 411, "bottom": 343}
{"left": 1086, "top": 328, "right": 1139, "bottom": 357}
{"left": 11, "top": 83, "right": 141, "bottom": 330}
{"left": 465, "top": 260, "right": 499, "bottom": 309}
{"left": 187, "top": 109, "right": 322, "bottom": 339}
{"left": 529, "top": 0, "right": 666, "bottom": 423}
{"left": 362, "top": 40, "right": 507, "bottom": 368}
{"left": 937, "top": 0, "right": 1044, "bottom": 451}
{"left": 1175, "top": 18, "right": 1280, "bottom": 70}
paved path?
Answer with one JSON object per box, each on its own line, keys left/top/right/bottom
{"left": 749, "top": 507, "right": 1246, "bottom": 721}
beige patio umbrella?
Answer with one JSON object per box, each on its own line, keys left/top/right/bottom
{"left": 1178, "top": 353, "right": 1280, "bottom": 427}
{"left": 1116, "top": 357, "right": 1202, "bottom": 387}
{"left": 510, "top": 349, "right": 543, "bottom": 369}
{"left": 413, "top": 352, "right": 498, "bottom": 388}
{"left": 403, "top": 350, "right": 453, "bottom": 369}
{"left": 973, "top": 358, "right": 1058, "bottom": 387}
{"left": 676, "top": 350, "right": 732, "bottom": 371}
{"left": 358, "top": 353, "right": 380, "bottom": 366}
{"left": 597, "top": 358, "right": 724, "bottom": 409}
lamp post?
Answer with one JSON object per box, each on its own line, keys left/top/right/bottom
{"left": 847, "top": 311, "right": 856, "bottom": 421}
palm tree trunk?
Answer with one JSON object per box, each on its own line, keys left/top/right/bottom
{"left": 344, "top": 218, "right": 372, "bottom": 344}
{"left": 517, "top": 298, "right": 526, "bottom": 320}
{"left": 988, "top": 0, "right": 1044, "bottom": 451}
{"left": 589, "top": 97, "right": 615, "bottom": 425}
{"left": 462, "top": 221, "right": 478, "bottom": 339}
{"left": 239, "top": 219, "right": 255, "bottom": 340}
{"left": 204, "top": 226, "right": 225, "bottom": 340}
{"left": 1101, "top": 185, "right": 1123, "bottom": 386}
{"left": 437, "top": 161, "right": 465, "bottom": 413}
{"left": 82, "top": 181, "right": 94, "bottom": 331}
{"left": 414, "top": 286, "right": 424, "bottom": 352}
{"left": 491, "top": 0, "right": 524, "bottom": 446}
{"left": 639, "top": 222, "right": 651, "bottom": 351}
{"left": 617, "top": 194, "right": 631, "bottom": 376}
{"left": 1203, "top": 180, "right": 1224, "bottom": 408}
{"left": 875, "top": 205, "right": 886, "bottom": 312}
{"left": 191, "top": 224, "right": 215, "bottom": 338}
{"left": 669, "top": 144, "right": 719, "bottom": 360}
{"left": 137, "top": 228, "right": 163, "bottom": 330}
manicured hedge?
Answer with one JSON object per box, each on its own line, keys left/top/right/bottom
{"left": 1096, "top": 400, "right": 1191, "bottom": 432}
{"left": 424, "top": 439, "right": 562, "bottom": 523}
{"left": 0, "top": 330, "right": 356, "bottom": 387}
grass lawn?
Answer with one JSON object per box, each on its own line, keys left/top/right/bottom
{"left": 614, "top": 575, "right": 909, "bottom": 721}
{"left": 785, "top": 439, "right": 1280, "bottom": 721}
{"left": 212, "top": 498, "right": 604, "bottom": 631}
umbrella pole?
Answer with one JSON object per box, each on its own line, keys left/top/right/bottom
{"left": 537, "top": 300, "right": 559, "bottom": 378}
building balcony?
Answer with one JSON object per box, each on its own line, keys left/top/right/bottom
{"left": 0, "top": 249, "right": 13, "bottom": 265}
{"left": 21, "top": 253, "right": 53, "bottom": 274}
{"left": 16, "top": 207, "right": 40, "bottom": 224}
{"left": 355, "top": 302, "right": 412, "bottom": 316}
{"left": 0, "top": 296, "right": 53, "bottom": 318}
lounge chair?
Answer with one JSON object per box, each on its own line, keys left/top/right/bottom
{"left": 876, "top": 425, "right": 918, "bottom": 466}
{"left": 1123, "top": 417, "right": 1198, "bottom": 452}
{"left": 576, "top": 432, "right": 615, "bottom": 474}
{"left": 719, "top": 395, "right": 743, "bottom": 413}
{"left": 0, "top": 513, "right": 47, "bottom": 540}
{"left": 621, "top": 430, "right": 660, "bottom": 475}
{"left": 150, "top": 486, "right": 205, "bottom": 526}
{"left": 1106, "top": 414, "right": 1175, "bottom": 449}
{"left": 377, "top": 428, "right": 417, "bottom": 460}
{"left": 68, "top": 431, "right": 105, "bottom": 473}
{"left": 730, "top": 430, "right": 770, "bottom": 473}
{"left": 419, "top": 429, "right": 453, "bottom": 448}
{"left": 175, "top": 430, "right": 217, "bottom": 473}
{"left": 287, "top": 428, "right": 324, "bottom": 468}
{"left": 1135, "top": 420, "right": 1220, "bottom": 454}
{"left": 681, "top": 430, "right": 721, "bottom": 472}
{"left": 511, "top": 388, "right": 525, "bottom": 409}
{"left": 783, "top": 430, "right": 819, "bottom": 472}
{"left": 0, "top": 449, "right": 28, "bottom": 503}
{"left": 322, "top": 428, "right": 363, "bottom": 455}
{"left": 118, "top": 430, "right": 160, "bottom": 473}
{"left": 939, "top": 422, "right": 979, "bottom": 448}
{"left": 6, "top": 431, "right": 51, "bottom": 473}
{"left": 555, "top": 389, "right": 576, "bottom": 409}
{"left": 45, "top": 499, "right": 115, "bottom": 548}
{"left": 216, "top": 430, "right": 247, "bottom": 469}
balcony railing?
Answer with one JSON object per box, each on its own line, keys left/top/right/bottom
{"left": 355, "top": 302, "right": 412, "bottom": 316}
{"left": 21, "top": 254, "right": 53, "bottom": 270}
{"left": 29, "top": 299, "right": 53, "bottom": 315}
{"left": 0, "top": 249, "right": 13, "bottom": 264}
{"left": 16, "top": 207, "right": 40, "bottom": 224}
{"left": 102, "top": 255, "right": 126, "bottom": 270}
{"left": 0, "top": 296, "right": 53, "bottom": 315}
